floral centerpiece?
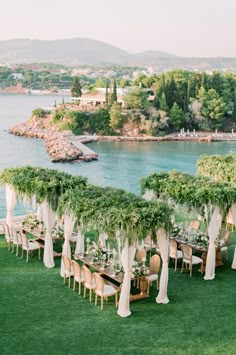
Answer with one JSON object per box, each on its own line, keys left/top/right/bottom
{"left": 190, "top": 230, "right": 209, "bottom": 246}
{"left": 86, "top": 240, "right": 104, "bottom": 262}
{"left": 51, "top": 223, "right": 64, "bottom": 238}
{"left": 22, "top": 214, "right": 41, "bottom": 231}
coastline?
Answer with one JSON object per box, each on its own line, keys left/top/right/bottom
{"left": 8, "top": 114, "right": 236, "bottom": 163}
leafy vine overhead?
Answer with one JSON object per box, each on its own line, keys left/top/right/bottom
{"left": 141, "top": 170, "right": 236, "bottom": 214}
{"left": 0, "top": 166, "right": 87, "bottom": 211}
{"left": 197, "top": 154, "right": 236, "bottom": 183}
{"left": 0, "top": 166, "right": 172, "bottom": 244}
{"left": 58, "top": 185, "right": 173, "bottom": 244}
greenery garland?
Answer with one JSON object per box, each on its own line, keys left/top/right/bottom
{"left": 197, "top": 154, "right": 236, "bottom": 183}
{"left": 58, "top": 185, "right": 173, "bottom": 243}
{"left": 0, "top": 166, "right": 87, "bottom": 211}
{"left": 141, "top": 170, "right": 236, "bottom": 214}
{"left": 0, "top": 167, "right": 173, "bottom": 244}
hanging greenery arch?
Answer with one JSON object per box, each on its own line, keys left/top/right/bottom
{"left": 0, "top": 166, "right": 87, "bottom": 211}
{"left": 0, "top": 167, "right": 173, "bottom": 244}
{"left": 197, "top": 154, "right": 236, "bottom": 183}
{"left": 141, "top": 170, "right": 236, "bottom": 215}
{"left": 58, "top": 185, "right": 173, "bottom": 244}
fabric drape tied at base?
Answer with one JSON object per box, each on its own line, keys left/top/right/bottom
{"left": 60, "top": 214, "right": 75, "bottom": 277}
{"left": 156, "top": 228, "right": 169, "bottom": 304}
{"left": 117, "top": 238, "right": 136, "bottom": 318}
{"left": 204, "top": 205, "right": 222, "bottom": 280}
{"left": 75, "top": 227, "right": 84, "bottom": 254}
{"left": 6, "top": 184, "right": 16, "bottom": 228}
{"left": 98, "top": 231, "right": 108, "bottom": 248}
{"left": 230, "top": 204, "right": 236, "bottom": 269}
{"left": 42, "top": 201, "right": 57, "bottom": 268}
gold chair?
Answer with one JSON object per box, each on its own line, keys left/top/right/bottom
{"left": 146, "top": 254, "right": 161, "bottom": 294}
{"left": 135, "top": 248, "right": 147, "bottom": 262}
{"left": 169, "top": 239, "right": 183, "bottom": 271}
{"left": 181, "top": 244, "right": 203, "bottom": 277}
{"left": 94, "top": 272, "right": 118, "bottom": 310}
{"left": 218, "top": 230, "right": 230, "bottom": 260}
{"left": 189, "top": 220, "right": 200, "bottom": 230}
{"left": 62, "top": 255, "right": 73, "bottom": 288}
{"left": 20, "top": 229, "right": 41, "bottom": 263}
{"left": 82, "top": 265, "right": 96, "bottom": 302}
{"left": 71, "top": 260, "right": 84, "bottom": 294}
{"left": 2, "top": 223, "right": 12, "bottom": 250}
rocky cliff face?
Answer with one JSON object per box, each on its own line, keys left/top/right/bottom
{"left": 9, "top": 115, "right": 83, "bottom": 162}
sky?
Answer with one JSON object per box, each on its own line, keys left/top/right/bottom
{"left": 0, "top": 0, "right": 235, "bottom": 57}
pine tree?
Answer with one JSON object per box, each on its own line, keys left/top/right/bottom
{"left": 105, "top": 81, "right": 109, "bottom": 107}
{"left": 110, "top": 78, "right": 117, "bottom": 104}
{"left": 169, "top": 102, "right": 184, "bottom": 130}
{"left": 165, "top": 74, "right": 176, "bottom": 108}
{"left": 159, "top": 93, "right": 169, "bottom": 112}
{"left": 233, "top": 88, "right": 236, "bottom": 123}
{"left": 71, "top": 77, "right": 82, "bottom": 97}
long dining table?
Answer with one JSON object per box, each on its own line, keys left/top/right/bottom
{"left": 172, "top": 237, "right": 229, "bottom": 271}
{"left": 74, "top": 252, "right": 150, "bottom": 301}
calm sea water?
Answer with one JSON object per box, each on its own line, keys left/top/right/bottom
{"left": 1, "top": 94, "right": 236, "bottom": 218}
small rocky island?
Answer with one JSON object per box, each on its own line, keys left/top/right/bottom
{"left": 9, "top": 113, "right": 98, "bottom": 163}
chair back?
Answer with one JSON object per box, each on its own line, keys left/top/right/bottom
{"left": 169, "top": 239, "right": 177, "bottom": 258}
{"left": 83, "top": 265, "right": 93, "bottom": 286}
{"left": 10, "top": 227, "right": 20, "bottom": 243}
{"left": 181, "top": 244, "right": 192, "bottom": 262}
{"left": 219, "top": 230, "right": 230, "bottom": 244}
{"left": 20, "top": 229, "right": 29, "bottom": 249}
{"left": 189, "top": 220, "right": 200, "bottom": 230}
{"left": 63, "top": 255, "right": 71, "bottom": 273}
{"left": 136, "top": 248, "right": 146, "bottom": 262}
{"left": 3, "top": 223, "right": 11, "bottom": 242}
{"left": 149, "top": 254, "right": 161, "bottom": 274}
{"left": 71, "top": 260, "right": 82, "bottom": 278}
{"left": 94, "top": 272, "right": 104, "bottom": 293}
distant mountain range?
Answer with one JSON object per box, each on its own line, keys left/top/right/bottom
{"left": 0, "top": 38, "right": 236, "bottom": 71}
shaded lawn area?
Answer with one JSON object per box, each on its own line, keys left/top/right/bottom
{"left": 0, "top": 234, "right": 236, "bottom": 355}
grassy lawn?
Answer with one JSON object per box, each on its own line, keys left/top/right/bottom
{"left": 1, "top": 233, "right": 236, "bottom": 355}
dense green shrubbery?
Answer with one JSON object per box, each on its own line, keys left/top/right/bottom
{"left": 32, "top": 108, "right": 49, "bottom": 118}
{"left": 52, "top": 108, "right": 114, "bottom": 135}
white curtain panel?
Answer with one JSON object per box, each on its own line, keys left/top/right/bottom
{"left": 6, "top": 184, "right": 16, "bottom": 228}
{"left": 117, "top": 238, "right": 136, "bottom": 318}
{"left": 75, "top": 226, "right": 84, "bottom": 254}
{"left": 143, "top": 189, "right": 156, "bottom": 201}
{"left": 37, "top": 204, "right": 44, "bottom": 221}
{"left": 98, "top": 231, "right": 108, "bottom": 248}
{"left": 60, "top": 214, "right": 76, "bottom": 277}
{"left": 230, "top": 204, "right": 236, "bottom": 269}
{"left": 42, "top": 201, "right": 57, "bottom": 268}
{"left": 156, "top": 228, "right": 169, "bottom": 304}
{"left": 204, "top": 205, "right": 222, "bottom": 280}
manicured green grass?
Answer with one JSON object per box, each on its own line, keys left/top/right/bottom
{"left": 1, "top": 234, "right": 236, "bottom": 355}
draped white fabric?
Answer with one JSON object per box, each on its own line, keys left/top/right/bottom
{"left": 204, "top": 206, "right": 222, "bottom": 280}
{"left": 75, "top": 227, "right": 84, "bottom": 254}
{"left": 117, "top": 238, "right": 136, "bottom": 318}
{"left": 230, "top": 204, "right": 236, "bottom": 269}
{"left": 42, "top": 201, "right": 57, "bottom": 268}
{"left": 98, "top": 231, "right": 108, "bottom": 248}
{"left": 60, "top": 214, "right": 76, "bottom": 277}
{"left": 6, "top": 184, "right": 16, "bottom": 228}
{"left": 156, "top": 228, "right": 169, "bottom": 304}
{"left": 143, "top": 189, "right": 156, "bottom": 201}
{"left": 37, "top": 204, "right": 44, "bottom": 221}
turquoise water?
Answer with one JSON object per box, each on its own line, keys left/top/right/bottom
{"left": 1, "top": 94, "right": 236, "bottom": 218}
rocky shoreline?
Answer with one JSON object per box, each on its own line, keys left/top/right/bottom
{"left": 9, "top": 117, "right": 84, "bottom": 162}
{"left": 8, "top": 115, "right": 236, "bottom": 163}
